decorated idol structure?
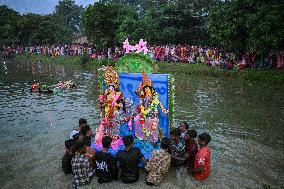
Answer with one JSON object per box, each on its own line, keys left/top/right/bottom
{"left": 93, "top": 39, "right": 175, "bottom": 159}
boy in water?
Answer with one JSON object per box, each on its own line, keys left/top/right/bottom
{"left": 81, "top": 125, "right": 96, "bottom": 160}
{"left": 81, "top": 125, "right": 92, "bottom": 147}
{"left": 69, "top": 118, "right": 87, "bottom": 142}
{"left": 170, "top": 128, "right": 185, "bottom": 167}
{"left": 179, "top": 122, "right": 189, "bottom": 141}
{"left": 71, "top": 141, "right": 94, "bottom": 188}
{"left": 62, "top": 139, "right": 75, "bottom": 174}
{"left": 184, "top": 129, "right": 198, "bottom": 169}
{"left": 188, "top": 133, "right": 211, "bottom": 181}
{"left": 145, "top": 137, "right": 171, "bottom": 186}
{"left": 69, "top": 118, "right": 87, "bottom": 139}
{"left": 116, "top": 135, "right": 146, "bottom": 183}
{"left": 94, "top": 136, "right": 118, "bottom": 183}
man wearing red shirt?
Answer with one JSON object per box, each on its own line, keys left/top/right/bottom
{"left": 188, "top": 133, "right": 211, "bottom": 181}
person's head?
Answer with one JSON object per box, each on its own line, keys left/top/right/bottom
{"left": 198, "top": 133, "right": 211, "bottom": 147}
{"left": 79, "top": 118, "right": 87, "bottom": 129}
{"left": 81, "top": 124, "right": 91, "bottom": 137}
{"left": 102, "top": 136, "right": 112, "bottom": 149}
{"left": 65, "top": 139, "right": 74, "bottom": 148}
{"left": 123, "top": 135, "right": 134, "bottom": 148}
{"left": 160, "top": 137, "right": 171, "bottom": 151}
{"left": 187, "top": 129, "right": 197, "bottom": 138}
{"left": 185, "top": 129, "right": 197, "bottom": 141}
{"left": 74, "top": 133, "right": 83, "bottom": 142}
{"left": 179, "top": 122, "right": 189, "bottom": 132}
{"left": 170, "top": 128, "right": 181, "bottom": 143}
{"left": 65, "top": 139, "right": 75, "bottom": 154}
{"left": 70, "top": 129, "right": 80, "bottom": 139}
{"left": 75, "top": 141, "right": 87, "bottom": 154}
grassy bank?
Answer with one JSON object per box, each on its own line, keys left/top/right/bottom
{"left": 12, "top": 54, "right": 284, "bottom": 84}
{"left": 13, "top": 54, "right": 115, "bottom": 68}
{"left": 158, "top": 62, "right": 284, "bottom": 84}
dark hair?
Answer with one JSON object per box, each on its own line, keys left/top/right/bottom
{"left": 74, "top": 141, "right": 86, "bottom": 151}
{"left": 170, "top": 128, "right": 181, "bottom": 137}
{"left": 65, "top": 139, "right": 74, "bottom": 149}
{"left": 79, "top": 118, "right": 87, "bottom": 125}
{"left": 187, "top": 129, "right": 197, "bottom": 138}
{"left": 102, "top": 136, "right": 112, "bottom": 149}
{"left": 160, "top": 137, "right": 171, "bottom": 150}
{"left": 73, "top": 132, "right": 81, "bottom": 140}
{"left": 198, "top": 133, "right": 211, "bottom": 144}
{"left": 123, "top": 135, "right": 134, "bottom": 147}
{"left": 180, "top": 122, "right": 189, "bottom": 130}
{"left": 108, "top": 84, "right": 120, "bottom": 92}
{"left": 81, "top": 125, "right": 90, "bottom": 136}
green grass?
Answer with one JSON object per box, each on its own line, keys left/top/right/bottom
{"left": 14, "top": 54, "right": 80, "bottom": 64}
{"left": 12, "top": 54, "right": 284, "bottom": 85}
{"left": 157, "top": 62, "right": 284, "bottom": 84}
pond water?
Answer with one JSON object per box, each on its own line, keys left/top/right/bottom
{"left": 0, "top": 60, "right": 283, "bottom": 189}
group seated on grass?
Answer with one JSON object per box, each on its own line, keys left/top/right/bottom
{"left": 62, "top": 119, "right": 212, "bottom": 188}
{"left": 2, "top": 45, "right": 283, "bottom": 69}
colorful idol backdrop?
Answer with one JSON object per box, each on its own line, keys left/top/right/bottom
{"left": 92, "top": 39, "right": 175, "bottom": 160}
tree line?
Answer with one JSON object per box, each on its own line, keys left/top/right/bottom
{"left": 0, "top": 0, "right": 83, "bottom": 45}
{"left": 1, "top": 0, "right": 283, "bottom": 53}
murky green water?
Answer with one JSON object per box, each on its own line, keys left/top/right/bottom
{"left": 0, "top": 60, "right": 283, "bottom": 189}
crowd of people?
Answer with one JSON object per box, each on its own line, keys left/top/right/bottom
{"left": 63, "top": 119, "right": 211, "bottom": 188}
{"left": 1, "top": 44, "right": 283, "bottom": 69}
{"left": 0, "top": 45, "right": 95, "bottom": 58}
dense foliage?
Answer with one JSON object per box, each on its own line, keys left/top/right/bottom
{"left": 208, "top": 0, "right": 284, "bottom": 52}
{"left": 0, "top": 5, "right": 21, "bottom": 44}
{"left": 0, "top": 0, "right": 283, "bottom": 53}
{"left": 0, "top": 0, "right": 83, "bottom": 45}
{"left": 83, "top": 0, "right": 283, "bottom": 52}
{"left": 83, "top": 0, "right": 214, "bottom": 48}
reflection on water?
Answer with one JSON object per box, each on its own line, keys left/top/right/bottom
{"left": 0, "top": 60, "right": 283, "bottom": 189}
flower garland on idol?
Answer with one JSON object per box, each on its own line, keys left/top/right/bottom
{"left": 134, "top": 72, "right": 168, "bottom": 143}
{"left": 97, "top": 66, "right": 124, "bottom": 141}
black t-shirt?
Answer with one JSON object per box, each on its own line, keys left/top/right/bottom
{"left": 62, "top": 153, "right": 73, "bottom": 174}
{"left": 95, "top": 151, "right": 118, "bottom": 183}
{"left": 116, "top": 147, "right": 144, "bottom": 183}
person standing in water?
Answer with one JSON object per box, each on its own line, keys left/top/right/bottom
{"left": 116, "top": 135, "right": 146, "bottom": 183}
{"left": 187, "top": 133, "right": 211, "bottom": 181}
{"left": 94, "top": 136, "right": 118, "bottom": 183}
{"left": 71, "top": 141, "right": 94, "bottom": 188}
{"left": 145, "top": 137, "right": 171, "bottom": 186}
